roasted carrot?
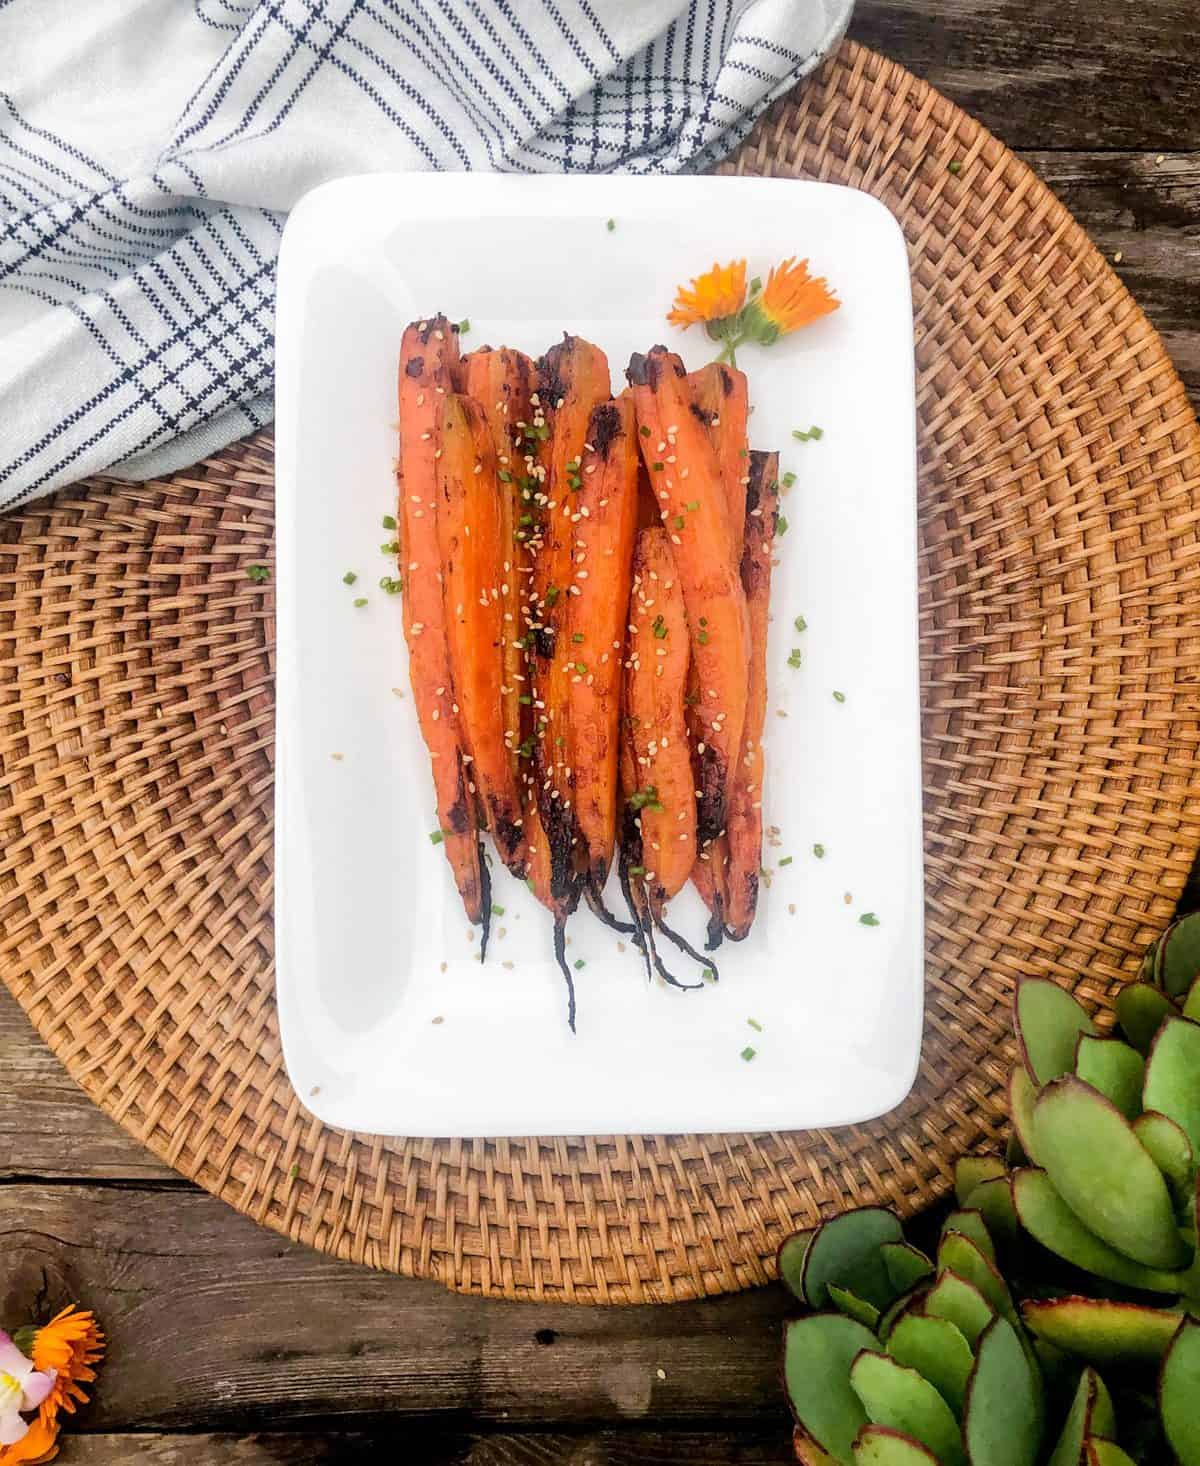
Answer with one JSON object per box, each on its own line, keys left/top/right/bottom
{"left": 435, "top": 393, "right": 527, "bottom": 878}
{"left": 398, "top": 316, "right": 488, "bottom": 937}
{"left": 527, "top": 336, "right": 611, "bottom": 906}
{"left": 687, "top": 362, "right": 750, "bottom": 564}
{"left": 619, "top": 529, "right": 708, "bottom": 987}
{"left": 626, "top": 347, "right": 750, "bottom": 852}
{"left": 459, "top": 348, "right": 535, "bottom": 791}
{"left": 725, "top": 450, "right": 780, "bottom": 940}
{"left": 568, "top": 396, "right": 640, "bottom": 929}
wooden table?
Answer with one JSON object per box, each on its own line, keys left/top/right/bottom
{"left": 3, "top": 5, "right": 1197, "bottom": 1461}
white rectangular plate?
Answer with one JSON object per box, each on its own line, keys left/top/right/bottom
{"left": 275, "top": 173, "right": 922, "bottom": 1138}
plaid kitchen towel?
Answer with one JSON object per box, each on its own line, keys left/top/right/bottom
{"left": 0, "top": 0, "right": 852, "bottom": 507}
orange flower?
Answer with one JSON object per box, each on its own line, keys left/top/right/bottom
{"left": 667, "top": 259, "right": 747, "bottom": 328}
{"left": 30, "top": 1309, "right": 103, "bottom": 1424}
{"left": 0, "top": 1418, "right": 57, "bottom": 1465}
{"left": 758, "top": 256, "right": 839, "bottom": 335}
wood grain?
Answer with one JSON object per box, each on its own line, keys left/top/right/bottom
{"left": 853, "top": 0, "right": 1200, "bottom": 150}
{"left": 0, "top": 1183, "right": 791, "bottom": 1432}
{"left": 60, "top": 1431, "right": 794, "bottom": 1464}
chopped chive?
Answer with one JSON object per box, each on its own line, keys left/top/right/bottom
{"left": 703, "top": 968, "right": 716, "bottom": 981}
{"left": 382, "top": 514, "right": 397, "bottom": 530}
{"left": 246, "top": 564, "right": 269, "bottom": 582}
{"left": 491, "top": 902, "right": 505, "bottom": 916}
{"left": 606, "top": 217, "right": 616, "bottom": 231}
{"left": 776, "top": 514, "right": 789, "bottom": 536}
{"left": 555, "top": 735, "right": 565, "bottom": 747}
{"left": 809, "top": 426, "right": 823, "bottom": 440}
{"left": 517, "top": 736, "right": 535, "bottom": 758}
{"left": 792, "top": 426, "right": 823, "bottom": 442}
{"left": 652, "top": 462, "right": 664, "bottom": 472}
{"left": 699, "top": 616, "right": 708, "bottom": 626}
{"left": 684, "top": 690, "right": 700, "bottom": 706}
{"left": 747, "top": 1018, "right": 763, "bottom": 1032}
{"left": 628, "top": 786, "right": 660, "bottom": 811}
{"left": 794, "top": 615, "right": 807, "bottom": 632}
{"left": 652, "top": 615, "right": 667, "bottom": 639}
{"left": 380, "top": 540, "right": 399, "bottom": 554}
{"left": 697, "top": 629, "right": 709, "bottom": 645}
{"left": 519, "top": 694, "right": 532, "bottom": 705}
{"left": 947, "top": 160, "right": 962, "bottom": 175}
{"left": 782, "top": 471, "right": 797, "bottom": 488}
{"left": 498, "top": 469, "right": 513, "bottom": 483}
{"left": 342, "top": 570, "right": 358, "bottom": 585}
{"left": 289, "top": 1163, "right": 300, "bottom": 1180}
{"left": 379, "top": 576, "right": 402, "bottom": 593}
{"left": 740, "top": 1045, "right": 757, "bottom": 1062}
{"left": 629, "top": 864, "right": 645, "bottom": 876}
{"left": 574, "top": 661, "right": 587, "bottom": 673}
{"left": 544, "top": 585, "right": 560, "bottom": 606}
{"left": 833, "top": 690, "right": 846, "bottom": 703}
{"left": 787, "top": 649, "right": 802, "bottom": 669}
{"left": 859, "top": 912, "right": 880, "bottom": 927}
{"left": 572, "top": 632, "right": 585, "bottom": 643}
{"left": 685, "top": 500, "right": 700, "bottom": 512}
{"left": 574, "top": 958, "right": 586, "bottom": 969}
{"left": 778, "top": 856, "right": 793, "bottom": 867}
{"left": 813, "top": 843, "right": 826, "bottom": 858}
{"left": 739, "top": 448, "right": 748, "bottom": 458}
{"left": 353, "top": 596, "right": 368, "bottom": 607}
{"left": 429, "top": 829, "right": 445, "bottom": 845}
{"left": 457, "top": 318, "right": 470, "bottom": 334}
{"left": 640, "top": 425, "right": 651, "bottom": 438}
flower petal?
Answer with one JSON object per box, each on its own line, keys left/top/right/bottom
{"left": 0, "top": 1404, "right": 31, "bottom": 1446}
{"left": 21, "top": 1368, "right": 56, "bottom": 1411}
{"left": 0, "top": 1334, "right": 33, "bottom": 1381}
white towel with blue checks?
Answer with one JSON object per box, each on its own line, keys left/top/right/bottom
{"left": 0, "top": 0, "right": 852, "bottom": 508}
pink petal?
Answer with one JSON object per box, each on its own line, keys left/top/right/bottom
{"left": 0, "top": 1334, "right": 32, "bottom": 1380}
{"left": 21, "top": 1367, "right": 56, "bottom": 1411}
{"left": 0, "top": 1406, "right": 30, "bottom": 1447}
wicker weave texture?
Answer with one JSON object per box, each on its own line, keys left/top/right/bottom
{"left": 2, "top": 42, "right": 1199, "bottom": 1303}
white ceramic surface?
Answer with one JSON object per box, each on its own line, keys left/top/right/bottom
{"left": 274, "top": 173, "right": 922, "bottom": 1138}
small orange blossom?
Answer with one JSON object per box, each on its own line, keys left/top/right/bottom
{"left": 667, "top": 259, "right": 747, "bottom": 328}
{"left": 29, "top": 1308, "right": 103, "bottom": 1424}
{"left": 758, "top": 256, "right": 839, "bottom": 335}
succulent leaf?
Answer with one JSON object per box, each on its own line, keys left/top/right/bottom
{"left": 938, "top": 1232, "right": 1020, "bottom": 1328}
{"left": 1184, "top": 976, "right": 1200, "bottom": 1023}
{"left": 939, "top": 1210, "right": 995, "bottom": 1262}
{"left": 785, "top": 1314, "right": 877, "bottom": 1462}
{"left": 1161, "top": 915, "right": 1200, "bottom": 1000}
{"left": 1132, "top": 1111, "right": 1195, "bottom": 1209}
{"left": 1074, "top": 1034, "right": 1145, "bottom": 1120}
{"left": 851, "top": 1426, "right": 942, "bottom": 1466}
{"left": 962, "top": 1316, "right": 1042, "bottom": 1466}
{"left": 780, "top": 1229, "right": 816, "bottom": 1302}
{"left": 924, "top": 1269, "right": 996, "bottom": 1347}
{"left": 877, "top": 1284, "right": 932, "bottom": 1343}
{"left": 1032, "top": 1075, "right": 1190, "bottom": 1269}
{"left": 1015, "top": 977, "right": 1097, "bottom": 1085}
{"left": 795, "top": 1423, "right": 843, "bottom": 1466}
{"left": 1010, "top": 1168, "right": 1186, "bottom": 1292}
{"left": 1142, "top": 1016, "right": 1200, "bottom": 1155}
{"left": 1159, "top": 1315, "right": 1200, "bottom": 1466}
{"left": 962, "top": 1177, "right": 1019, "bottom": 1249}
{"left": 849, "top": 1350, "right": 967, "bottom": 1466}
{"left": 1047, "top": 1366, "right": 1115, "bottom": 1466}
{"left": 801, "top": 1209, "right": 906, "bottom": 1310}
{"left": 1115, "top": 981, "right": 1175, "bottom": 1055}
{"left": 881, "top": 1243, "right": 935, "bottom": 1296}
{"left": 887, "top": 1313, "right": 975, "bottom": 1414}
{"left": 1010, "top": 1066, "right": 1043, "bottom": 1166}
{"left": 830, "top": 1284, "right": 883, "bottom": 1330}
{"left": 1021, "top": 1296, "right": 1184, "bottom": 1365}
{"left": 955, "top": 1156, "right": 1006, "bottom": 1205}
{"left": 1084, "top": 1440, "right": 1138, "bottom": 1466}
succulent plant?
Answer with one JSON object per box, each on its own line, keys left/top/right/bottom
{"left": 778, "top": 911, "right": 1200, "bottom": 1465}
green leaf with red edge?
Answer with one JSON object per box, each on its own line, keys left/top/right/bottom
{"left": 938, "top": 1231, "right": 1019, "bottom": 1327}
{"left": 1084, "top": 1440, "right": 1138, "bottom": 1466}
{"left": 1132, "top": 1111, "right": 1194, "bottom": 1207}
{"left": 800, "top": 1209, "right": 905, "bottom": 1310}
{"left": 852, "top": 1427, "right": 942, "bottom": 1466}
{"left": 1184, "top": 976, "right": 1200, "bottom": 1022}
{"left": 784, "top": 1314, "right": 877, "bottom": 1462}
{"left": 779, "top": 1229, "right": 816, "bottom": 1302}
{"left": 1011, "top": 1168, "right": 1186, "bottom": 1292}
{"left": 877, "top": 1284, "right": 931, "bottom": 1343}
{"left": 940, "top": 1210, "right": 996, "bottom": 1262}
{"left": 1022, "top": 1296, "right": 1184, "bottom": 1365}
{"left": 955, "top": 1156, "right": 1006, "bottom": 1205}
{"left": 1032, "top": 1075, "right": 1190, "bottom": 1269}
{"left": 1074, "top": 1034, "right": 1145, "bottom": 1119}
{"left": 881, "top": 1243, "right": 934, "bottom": 1296}
{"left": 1115, "top": 981, "right": 1175, "bottom": 1055}
{"left": 850, "top": 1350, "right": 967, "bottom": 1466}
{"left": 1160, "top": 1316, "right": 1200, "bottom": 1466}
{"left": 1143, "top": 1015, "right": 1200, "bottom": 1155}
{"left": 794, "top": 1424, "right": 842, "bottom": 1466}
{"left": 924, "top": 1270, "right": 996, "bottom": 1348}
{"left": 1161, "top": 914, "right": 1200, "bottom": 999}
{"left": 962, "top": 1317, "right": 1042, "bottom": 1466}
{"left": 887, "top": 1313, "right": 974, "bottom": 1413}
{"left": 1010, "top": 1066, "right": 1043, "bottom": 1166}
{"left": 963, "top": 1178, "right": 1019, "bottom": 1249}
{"left": 1016, "top": 977, "right": 1097, "bottom": 1085}
{"left": 830, "top": 1284, "right": 882, "bottom": 1331}
{"left": 1047, "top": 1367, "right": 1115, "bottom": 1466}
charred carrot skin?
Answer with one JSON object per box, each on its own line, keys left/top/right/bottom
{"left": 687, "top": 363, "right": 750, "bottom": 565}
{"left": 626, "top": 347, "right": 750, "bottom": 850}
{"left": 459, "top": 349, "right": 535, "bottom": 791}
{"left": 528, "top": 336, "right": 612, "bottom": 906}
{"left": 568, "top": 396, "right": 640, "bottom": 904}
{"left": 725, "top": 450, "right": 780, "bottom": 940}
{"left": 397, "top": 316, "right": 485, "bottom": 927}
{"left": 436, "top": 393, "right": 527, "bottom": 877}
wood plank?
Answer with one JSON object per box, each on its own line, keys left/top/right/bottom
{"left": 0, "top": 988, "right": 177, "bottom": 1182}
{"left": 0, "top": 1184, "right": 791, "bottom": 1432}
{"left": 57, "top": 1430, "right": 796, "bottom": 1464}
{"left": 853, "top": 0, "right": 1199, "bottom": 151}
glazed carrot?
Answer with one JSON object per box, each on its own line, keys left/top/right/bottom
{"left": 688, "top": 362, "right": 750, "bottom": 564}
{"left": 725, "top": 450, "right": 780, "bottom": 940}
{"left": 398, "top": 316, "right": 488, "bottom": 935}
{"left": 619, "top": 530, "right": 708, "bottom": 987}
{"left": 459, "top": 348, "right": 535, "bottom": 788}
{"left": 568, "top": 396, "right": 639, "bottom": 926}
{"left": 626, "top": 347, "right": 750, "bottom": 851}
{"left": 436, "top": 393, "right": 527, "bottom": 878}
{"left": 527, "top": 335, "right": 611, "bottom": 905}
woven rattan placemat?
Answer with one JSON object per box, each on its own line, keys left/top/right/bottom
{"left": 3, "top": 42, "right": 1200, "bottom": 1303}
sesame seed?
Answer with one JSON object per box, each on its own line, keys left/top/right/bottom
{"left": 416, "top": 392, "right": 425, "bottom": 406}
